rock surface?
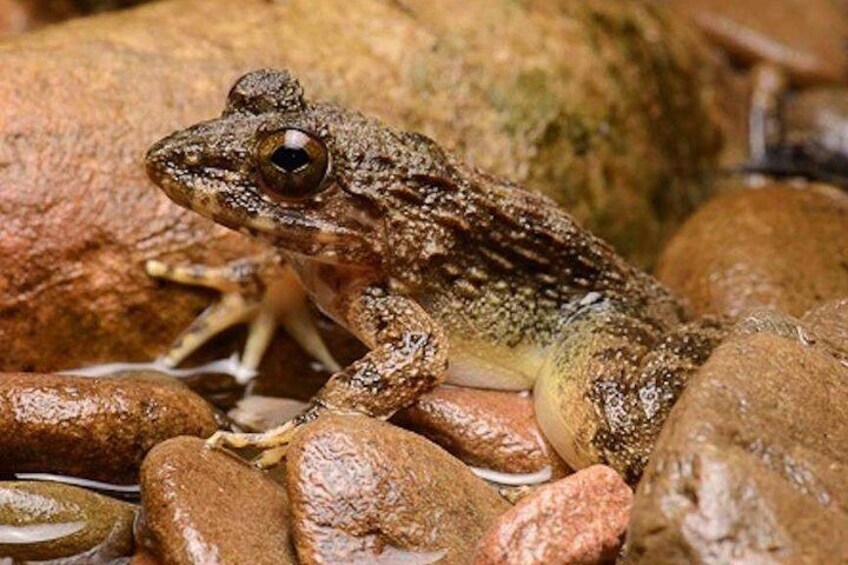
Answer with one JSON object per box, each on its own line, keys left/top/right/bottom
{"left": 802, "top": 298, "right": 848, "bottom": 360}
{"left": 656, "top": 183, "right": 848, "bottom": 318}
{"left": 0, "top": 0, "right": 31, "bottom": 37}
{"left": 0, "top": 0, "right": 726, "bottom": 374}
{"left": 625, "top": 306, "right": 848, "bottom": 564}
{"left": 666, "top": 0, "right": 848, "bottom": 84}
{"left": 394, "top": 386, "right": 569, "bottom": 478}
{"left": 0, "top": 372, "right": 218, "bottom": 484}
{"left": 139, "top": 436, "right": 296, "bottom": 564}
{"left": 0, "top": 481, "right": 136, "bottom": 562}
{"left": 286, "top": 415, "right": 509, "bottom": 564}
{"left": 474, "top": 465, "right": 632, "bottom": 565}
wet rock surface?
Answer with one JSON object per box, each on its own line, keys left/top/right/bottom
{"left": 139, "top": 436, "right": 296, "bottom": 565}
{"left": 286, "top": 415, "right": 509, "bottom": 564}
{"left": 0, "top": 481, "right": 136, "bottom": 562}
{"left": 656, "top": 183, "right": 848, "bottom": 318}
{"left": 474, "top": 465, "right": 632, "bottom": 565}
{"left": 0, "top": 0, "right": 726, "bottom": 374}
{"left": 394, "top": 386, "right": 569, "bottom": 478}
{"left": 625, "top": 305, "right": 848, "bottom": 564}
{"left": 666, "top": 0, "right": 848, "bottom": 84}
{"left": 0, "top": 372, "right": 218, "bottom": 484}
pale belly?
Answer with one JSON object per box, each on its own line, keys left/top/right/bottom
{"left": 445, "top": 338, "right": 548, "bottom": 391}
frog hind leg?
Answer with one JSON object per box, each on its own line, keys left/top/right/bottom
{"left": 208, "top": 284, "right": 450, "bottom": 468}
{"left": 533, "top": 310, "right": 726, "bottom": 483}
{"left": 146, "top": 256, "right": 339, "bottom": 384}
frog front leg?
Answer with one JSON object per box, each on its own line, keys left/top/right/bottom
{"left": 146, "top": 255, "right": 339, "bottom": 383}
{"left": 534, "top": 307, "right": 726, "bottom": 483}
{"left": 209, "top": 284, "right": 450, "bottom": 467}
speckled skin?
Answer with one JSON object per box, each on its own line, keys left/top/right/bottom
{"left": 146, "top": 70, "right": 725, "bottom": 480}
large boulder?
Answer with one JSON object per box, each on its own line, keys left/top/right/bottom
{"left": 0, "top": 0, "right": 727, "bottom": 373}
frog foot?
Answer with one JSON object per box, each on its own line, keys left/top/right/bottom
{"left": 207, "top": 420, "right": 299, "bottom": 468}
{"left": 146, "top": 256, "right": 340, "bottom": 384}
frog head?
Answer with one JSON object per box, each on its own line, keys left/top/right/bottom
{"left": 146, "top": 69, "right": 452, "bottom": 267}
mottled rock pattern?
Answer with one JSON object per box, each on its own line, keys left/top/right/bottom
{"left": 802, "top": 298, "right": 848, "bottom": 360}
{"left": 0, "top": 481, "right": 135, "bottom": 562}
{"left": 0, "top": 372, "right": 218, "bottom": 484}
{"left": 0, "top": 0, "right": 727, "bottom": 373}
{"left": 140, "top": 436, "right": 296, "bottom": 565}
{"left": 474, "top": 465, "right": 632, "bottom": 565}
{"left": 625, "top": 306, "right": 848, "bottom": 564}
{"left": 394, "top": 386, "right": 569, "bottom": 477}
{"left": 666, "top": 0, "right": 848, "bottom": 84}
{"left": 286, "top": 415, "right": 509, "bottom": 565}
{"left": 656, "top": 183, "right": 848, "bottom": 318}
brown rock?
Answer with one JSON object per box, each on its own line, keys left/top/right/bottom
{"left": 139, "top": 436, "right": 296, "bottom": 565}
{"left": 0, "top": 0, "right": 31, "bottom": 37}
{"left": 0, "top": 481, "right": 136, "bottom": 562}
{"left": 394, "top": 386, "right": 569, "bottom": 478}
{"left": 0, "top": 0, "right": 727, "bottom": 375}
{"left": 286, "top": 415, "right": 509, "bottom": 564}
{"left": 667, "top": 0, "right": 848, "bottom": 84}
{"left": 0, "top": 372, "right": 218, "bottom": 484}
{"left": 131, "top": 550, "right": 164, "bottom": 565}
{"left": 474, "top": 465, "right": 632, "bottom": 565}
{"left": 802, "top": 298, "right": 848, "bottom": 360}
{"left": 656, "top": 183, "right": 848, "bottom": 318}
{"left": 625, "top": 311, "right": 848, "bottom": 564}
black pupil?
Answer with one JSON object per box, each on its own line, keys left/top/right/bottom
{"left": 271, "top": 145, "right": 311, "bottom": 173}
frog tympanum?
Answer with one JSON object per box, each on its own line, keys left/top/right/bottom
{"left": 146, "top": 70, "right": 725, "bottom": 481}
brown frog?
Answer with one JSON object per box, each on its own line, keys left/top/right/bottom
{"left": 145, "top": 70, "right": 726, "bottom": 481}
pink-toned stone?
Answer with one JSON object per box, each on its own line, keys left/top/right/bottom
{"left": 474, "top": 465, "right": 632, "bottom": 565}
{"left": 395, "top": 386, "right": 570, "bottom": 477}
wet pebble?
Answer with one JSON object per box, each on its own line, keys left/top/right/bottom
{"left": 394, "top": 386, "right": 570, "bottom": 481}
{"left": 657, "top": 183, "right": 848, "bottom": 318}
{"left": 286, "top": 415, "right": 510, "bottom": 564}
{"left": 139, "top": 436, "right": 296, "bottom": 565}
{"left": 0, "top": 481, "right": 136, "bottom": 562}
{"left": 0, "top": 372, "right": 218, "bottom": 484}
{"left": 474, "top": 465, "right": 632, "bottom": 565}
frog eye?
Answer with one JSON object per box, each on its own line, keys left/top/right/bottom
{"left": 257, "top": 129, "right": 329, "bottom": 200}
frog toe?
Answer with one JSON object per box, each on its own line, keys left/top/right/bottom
{"left": 147, "top": 256, "right": 339, "bottom": 380}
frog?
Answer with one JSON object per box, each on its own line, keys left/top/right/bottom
{"left": 145, "top": 69, "right": 727, "bottom": 481}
